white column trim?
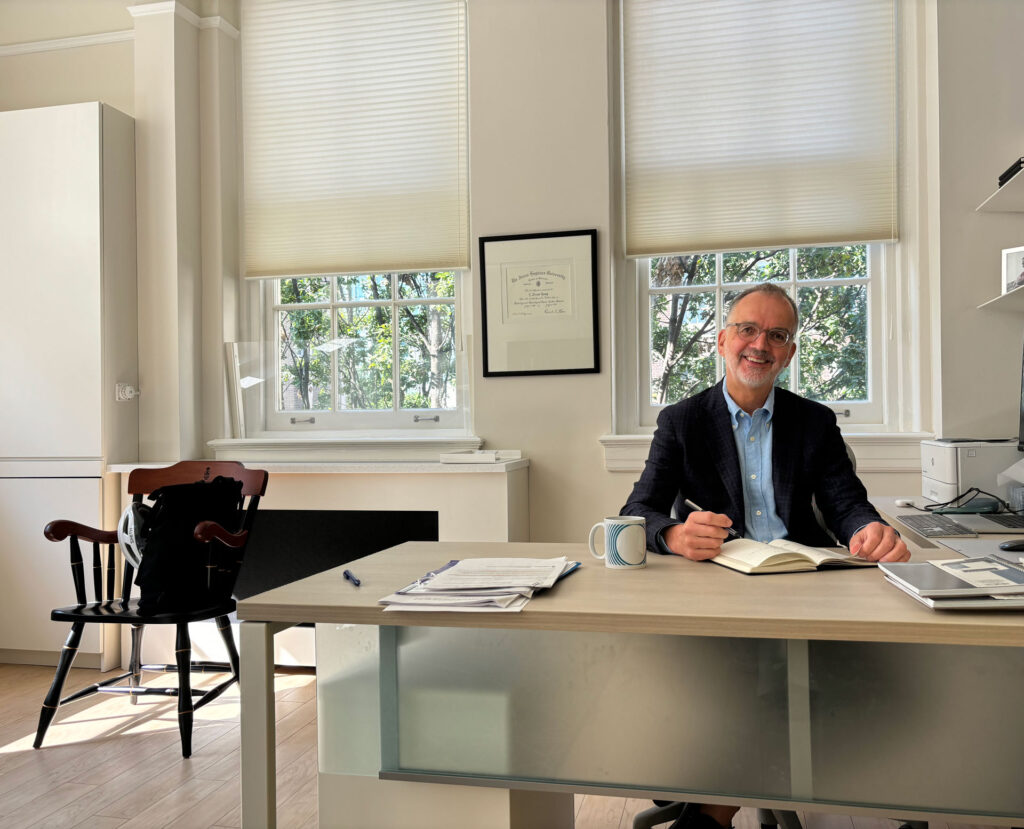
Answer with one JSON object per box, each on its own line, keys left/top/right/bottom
{"left": 128, "top": 1, "right": 238, "bottom": 37}
{"left": 128, "top": 1, "right": 200, "bottom": 27}
{"left": 198, "top": 17, "right": 240, "bottom": 39}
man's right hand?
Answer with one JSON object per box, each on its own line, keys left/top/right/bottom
{"left": 663, "top": 511, "right": 735, "bottom": 560}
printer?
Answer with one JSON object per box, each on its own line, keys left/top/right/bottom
{"left": 920, "top": 439, "right": 1021, "bottom": 503}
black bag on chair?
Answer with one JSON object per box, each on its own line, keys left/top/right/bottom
{"left": 134, "top": 476, "right": 244, "bottom": 613}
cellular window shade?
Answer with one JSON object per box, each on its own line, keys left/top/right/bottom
{"left": 622, "top": 0, "right": 897, "bottom": 258}
{"left": 241, "top": 0, "right": 468, "bottom": 278}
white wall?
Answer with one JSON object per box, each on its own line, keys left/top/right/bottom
{"left": 935, "top": 0, "right": 1024, "bottom": 440}
{"left": 2, "top": 0, "right": 1022, "bottom": 544}
{"left": 467, "top": 0, "right": 631, "bottom": 540}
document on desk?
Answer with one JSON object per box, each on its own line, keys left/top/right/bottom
{"left": 424, "top": 557, "right": 572, "bottom": 590}
{"left": 378, "top": 556, "right": 579, "bottom": 612}
{"left": 380, "top": 593, "right": 532, "bottom": 612}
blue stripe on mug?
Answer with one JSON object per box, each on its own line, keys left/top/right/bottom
{"left": 607, "top": 523, "right": 629, "bottom": 566}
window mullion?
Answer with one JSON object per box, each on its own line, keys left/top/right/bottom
{"left": 330, "top": 283, "right": 338, "bottom": 414}
{"left": 715, "top": 253, "right": 724, "bottom": 385}
{"left": 391, "top": 278, "right": 401, "bottom": 415}
{"left": 789, "top": 248, "right": 800, "bottom": 395}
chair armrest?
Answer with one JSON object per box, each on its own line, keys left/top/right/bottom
{"left": 194, "top": 520, "right": 248, "bottom": 548}
{"left": 44, "top": 520, "right": 118, "bottom": 544}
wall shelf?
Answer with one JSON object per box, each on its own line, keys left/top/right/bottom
{"left": 977, "top": 172, "right": 1024, "bottom": 212}
{"left": 978, "top": 285, "right": 1024, "bottom": 312}
{"left": 976, "top": 171, "right": 1024, "bottom": 309}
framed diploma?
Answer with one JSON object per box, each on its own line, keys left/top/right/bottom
{"left": 479, "top": 229, "right": 599, "bottom": 376}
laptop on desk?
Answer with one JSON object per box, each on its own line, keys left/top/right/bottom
{"left": 895, "top": 511, "right": 1024, "bottom": 538}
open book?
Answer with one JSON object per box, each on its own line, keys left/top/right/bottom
{"left": 713, "top": 538, "right": 875, "bottom": 575}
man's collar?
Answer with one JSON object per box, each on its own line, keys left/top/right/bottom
{"left": 721, "top": 382, "right": 776, "bottom": 425}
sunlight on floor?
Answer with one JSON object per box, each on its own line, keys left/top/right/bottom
{"left": 3, "top": 670, "right": 315, "bottom": 757}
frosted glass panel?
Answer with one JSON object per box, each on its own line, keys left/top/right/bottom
{"left": 390, "top": 627, "right": 790, "bottom": 796}
{"left": 316, "top": 624, "right": 383, "bottom": 776}
{"left": 317, "top": 624, "right": 1024, "bottom": 815}
{"left": 809, "top": 641, "right": 1024, "bottom": 816}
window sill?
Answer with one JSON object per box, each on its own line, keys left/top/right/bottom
{"left": 599, "top": 431, "right": 934, "bottom": 473}
{"left": 207, "top": 431, "right": 483, "bottom": 463}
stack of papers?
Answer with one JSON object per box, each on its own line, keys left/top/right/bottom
{"left": 379, "top": 557, "right": 579, "bottom": 612}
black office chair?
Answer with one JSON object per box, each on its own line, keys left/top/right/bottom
{"left": 636, "top": 446, "right": 867, "bottom": 829}
{"left": 633, "top": 802, "right": 802, "bottom": 829}
{"left": 33, "top": 460, "right": 268, "bottom": 758}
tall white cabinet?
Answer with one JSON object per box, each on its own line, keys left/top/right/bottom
{"left": 0, "top": 103, "right": 138, "bottom": 670}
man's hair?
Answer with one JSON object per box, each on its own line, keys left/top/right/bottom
{"left": 726, "top": 283, "right": 799, "bottom": 332}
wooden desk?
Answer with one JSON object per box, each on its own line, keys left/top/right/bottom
{"left": 237, "top": 540, "right": 1024, "bottom": 828}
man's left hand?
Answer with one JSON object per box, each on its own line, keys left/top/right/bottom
{"left": 848, "top": 521, "right": 910, "bottom": 562}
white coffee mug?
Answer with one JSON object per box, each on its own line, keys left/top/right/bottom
{"left": 589, "top": 515, "right": 646, "bottom": 569}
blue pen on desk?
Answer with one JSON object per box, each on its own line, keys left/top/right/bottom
{"left": 343, "top": 569, "right": 361, "bottom": 587}
{"left": 682, "top": 499, "right": 741, "bottom": 538}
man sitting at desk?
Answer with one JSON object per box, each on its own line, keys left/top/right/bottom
{"left": 621, "top": 283, "right": 908, "bottom": 828}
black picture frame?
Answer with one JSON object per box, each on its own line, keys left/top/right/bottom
{"left": 479, "top": 229, "right": 599, "bottom": 377}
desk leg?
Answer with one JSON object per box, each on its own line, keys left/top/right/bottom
{"left": 240, "top": 621, "right": 293, "bottom": 829}
{"left": 786, "top": 639, "right": 812, "bottom": 800}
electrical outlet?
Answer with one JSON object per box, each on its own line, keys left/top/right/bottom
{"left": 115, "top": 383, "right": 139, "bottom": 402}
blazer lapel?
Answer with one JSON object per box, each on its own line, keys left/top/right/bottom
{"left": 706, "top": 383, "right": 743, "bottom": 521}
{"left": 771, "top": 389, "right": 798, "bottom": 529}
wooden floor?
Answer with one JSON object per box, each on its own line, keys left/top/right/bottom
{"left": 0, "top": 663, "right": 1006, "bottom": 829}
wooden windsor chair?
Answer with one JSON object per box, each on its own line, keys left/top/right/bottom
{"left": 33, "top": 460, "right": 268, "bottom": 758}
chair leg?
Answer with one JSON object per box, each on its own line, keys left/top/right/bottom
{"left": 632, "top": 802, "right": 688, "bottom": 829}
{"left": 773, "top": 811, "right": 803, "bottom": 829}
{"left": 34, "top": 622, "right": 84, "bottom": 749}
{"left": 216, "top": 615, "right": 239, "bottom": 679}
{"left": 128, "top": 624, "right": 145, "bottom": 706}
{"left": 175, "top": 623, "right": 193, "bottom": 758}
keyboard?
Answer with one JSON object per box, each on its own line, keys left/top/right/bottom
{"left": 895, "top": 513, "right": 976, "bottom": 538}
{"left": 982, "top": 513, "right": 1024, "bottom": 528}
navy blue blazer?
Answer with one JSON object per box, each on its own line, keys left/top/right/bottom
{"left": 621, "top": 381, "right": 884, "bottom": 552}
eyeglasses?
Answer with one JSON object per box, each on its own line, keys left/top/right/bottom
{"left": 724, "top": 322, "right": 794, "bottom": 347}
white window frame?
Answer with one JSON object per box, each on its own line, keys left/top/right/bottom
{"left": 638, "top": 245, "right": 885, "bottom": 428}
{"left": 258, "top": 274, "right": 466, "bottom": 433}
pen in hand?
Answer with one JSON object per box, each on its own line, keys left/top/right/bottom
{"left": 682, "top": 498, "right": 741, "bottom": 538}
{"left": 343, "top": 569, "right": 361, "bottom": 587}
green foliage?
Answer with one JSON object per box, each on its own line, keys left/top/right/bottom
{"left": 797, "top": 284, "right": 867, "bottom": 402}
{"left": 722, "top": 249, "right": 788, "bottom": 283}
{"left": 398, "top": 302, "right": 455, "bottom": 409}
{"left": 649, "top": 246, "right": 868, "bottom": 406}
{"left": 278, "top": 278, "right": 332, "bottom": 410}
{"left": 278, "top": 272, "right": 456, "bottom": 414}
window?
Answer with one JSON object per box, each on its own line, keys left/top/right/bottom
{"left": 265, "top": 272, "right": 460, "bottom": 430}
{"left": 605, "top": 0, "right": 927, "bottom": 457}
{"left": 239, "top": 0, "right": 469, "bottom": 438}
{"left": 641, "top": 244, "right": 882, "bottom": 426}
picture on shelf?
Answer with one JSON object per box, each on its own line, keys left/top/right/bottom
{"left": 1004, "top": 245, "right": 1024, "bottom": 294}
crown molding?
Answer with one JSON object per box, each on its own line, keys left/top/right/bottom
{"left": 0, "top": 3, "right": 240, "bottom": 57}
{"left": 0, "top": 30, "right": 133, "bottom": 58}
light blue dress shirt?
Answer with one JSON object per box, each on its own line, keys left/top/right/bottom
{"left": 721, "top": 384, "right": 788, "bottom": 543}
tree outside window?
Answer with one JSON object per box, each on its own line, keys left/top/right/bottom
{"left": 274, "top": 272, "right": 457, "bottom": 422}
{"left": 648, "top": 245, "right": 869, "bottom": 407}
